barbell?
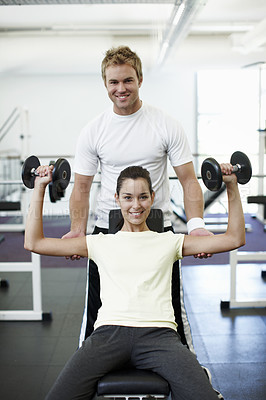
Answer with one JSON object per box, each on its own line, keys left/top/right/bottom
{"left": 21, "top": 155, "right": 71, "bottom": 203}
{"left": 201, "top": 151, "right": 252, "bottom": 191}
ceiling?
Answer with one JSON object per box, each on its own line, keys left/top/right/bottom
{"left": 0, "top": 0, "right": 266, "bottom": 74}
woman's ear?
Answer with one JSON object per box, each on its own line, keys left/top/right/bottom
{"left": 151, "top": 191, "right": 155, "bottom": 205}
{"left": 115, "top": 193, "right": 120, "bottom": 206}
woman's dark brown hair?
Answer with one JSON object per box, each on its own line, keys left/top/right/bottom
{"left": 116, "top": 166, "right": 153, "bottom": 196}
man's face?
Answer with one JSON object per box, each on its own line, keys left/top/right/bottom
{"left": 105, "top": 64, "right": 142, "bottom": 115}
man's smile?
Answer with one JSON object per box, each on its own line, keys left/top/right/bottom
{"left": 117, "top": 94, "right": 129, "bottom": 99}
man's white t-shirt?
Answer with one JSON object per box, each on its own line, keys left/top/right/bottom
{"left": 74, "top": 103, "right": 193, "bottom": 228}
{"left": 86, "top": 230, "right": 185, "bottom": 331}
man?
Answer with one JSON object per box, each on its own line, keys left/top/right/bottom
{"left": 64, "top": 45, "right": 211, "bottom": 352}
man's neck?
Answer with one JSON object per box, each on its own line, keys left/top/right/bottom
{"left": 113, "top": 99, "right": 142, "bottom": 116}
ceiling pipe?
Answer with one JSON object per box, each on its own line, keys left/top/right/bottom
{"left": 157, "top": 0, "right": 207, "bottom": 66}
{"left": 0, "top": 0, "right": 174, "bottom": 4}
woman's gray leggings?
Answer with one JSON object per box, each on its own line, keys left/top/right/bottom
{"left": 46, "top": 325, "right": 218, "bottom": 400}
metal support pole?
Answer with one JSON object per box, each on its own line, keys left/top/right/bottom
{"left": 229, "top": 249, "right": 237, "bottom": 302}
{"left": 32, "top": 252, "right": 42, "bottom": 314}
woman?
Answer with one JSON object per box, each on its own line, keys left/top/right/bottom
{"left": 25, "top": 164, "right": 245, "bottom": 400}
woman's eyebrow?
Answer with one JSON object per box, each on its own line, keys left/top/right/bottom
{"left": 121, "top": 191, "right": 149, "bottom": 195}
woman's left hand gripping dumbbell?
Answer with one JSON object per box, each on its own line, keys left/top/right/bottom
{"left": 35, "top": 165, "right": 53, "bottom": 188}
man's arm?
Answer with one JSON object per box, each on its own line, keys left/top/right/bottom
{"left": 173, "top": 162, "right": 213, "bottom": 258}
{"left": 63, "top": 173, "right": 94, "bottom": 238}
{"left": 62, "top": 173, "right": 94, "bottom": 260}
{"left": 173, "top": 162, "right": 204, "bottom": 223}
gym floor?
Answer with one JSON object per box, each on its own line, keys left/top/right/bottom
{"left": 0, "top": 220, "right": 266, "bottom": 400}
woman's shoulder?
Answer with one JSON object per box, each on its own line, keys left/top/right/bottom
{"left": 86, "top": 231, "right": 184, "bottom": 240}
{"left": 160, "top": 231, "right": 184, "bottom": 240}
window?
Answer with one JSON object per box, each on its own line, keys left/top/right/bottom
{"left": 197, "top": 68, "right": 266, "bottom": 213}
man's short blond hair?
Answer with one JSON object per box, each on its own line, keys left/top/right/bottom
{"left": 101, "top": 46, "right": 143, "bottom": 85}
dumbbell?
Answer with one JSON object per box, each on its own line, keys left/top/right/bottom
{"left": 21, "top": 155, "right": 71, "bottom": 202}
{"left": 201, "top": 151, "right": 252, "bottom": 191}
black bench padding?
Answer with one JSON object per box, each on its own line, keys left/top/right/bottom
{"left": 97, "top": 368, "right": 170, "bottom": 396}
{"left": 247, "top": 196, "right": 266, "bottom": 204}
{"left": 0, "top": 201, "right": 21, "bottom": 211}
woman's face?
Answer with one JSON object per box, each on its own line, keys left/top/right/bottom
{"left": 115, "top": 178, "right": 154, "bottom": 231}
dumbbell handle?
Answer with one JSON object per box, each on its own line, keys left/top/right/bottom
{"left": 207, "top": 164, "right": 241, "bottom": 182}
{"left": 206, "top": 163, "right": 241, "bottom": 181}
{"left": 30, "top": 166, "right": 53, "bottom": 177}
{"left": 231, "top": 164, "right": 241, "bottom": 173}
{"left": 30, "top": 168, "right": 40, "bottom": 177}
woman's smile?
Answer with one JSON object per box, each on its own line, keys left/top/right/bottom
{"left": 129, "top": 210, "right": 145, "bottom": 217}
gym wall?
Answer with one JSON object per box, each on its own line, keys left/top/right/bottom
{"left": 0, "top": 68, "right": 196, "bottom": 158}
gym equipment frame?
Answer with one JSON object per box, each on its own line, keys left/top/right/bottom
{"left": 0, "top": 252, "right": 52, "bottom": 321}
{"left": 221, "top": 249, "right": 266, "bottom": 310}
{"left": 0, "top": 185, "right": 27, "bottom": 232}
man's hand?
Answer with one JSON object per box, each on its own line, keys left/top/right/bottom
{"left": 62, "top": 230, "right": 85, "bottom": 260}
{"left": 189, "top": 228, "right": 214, "bottom": 258}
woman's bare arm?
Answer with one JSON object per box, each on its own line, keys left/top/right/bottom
{"left": 183, "top": 165, "right": 245, "bottom": 257}
{"left": 24, "top": 166, "right": 88, "bottom": 258}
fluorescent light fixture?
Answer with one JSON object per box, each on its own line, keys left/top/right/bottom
{"left": 173, "top": 3, "right": 185, "bottom": 26}
{"left": 157, "top": 41, "right": 169, "bottom": 65}
{"left": 157, "top": 0, "right": 206, "bottom": 66}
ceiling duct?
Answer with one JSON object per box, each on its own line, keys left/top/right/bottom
{"left": 157, "top": 0, "right": 207, "bottom": 66}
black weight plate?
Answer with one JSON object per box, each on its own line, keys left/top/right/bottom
{"left": 52, "top": 158, "right": 71, "bottom": 190}
{"left": 201, "top": 157, "right": 222, "bottom": 191}
{"left": 58, "top": 188, "right": 65, "bottom": 198}
{"left": 49, "top": 182, "right": 61, "bottom": 203}
{"left": 230, "top": 151, "right": 252, "bottom": 184}
{"left": 21, "top": 155, "right": 40, "bottom": 189}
